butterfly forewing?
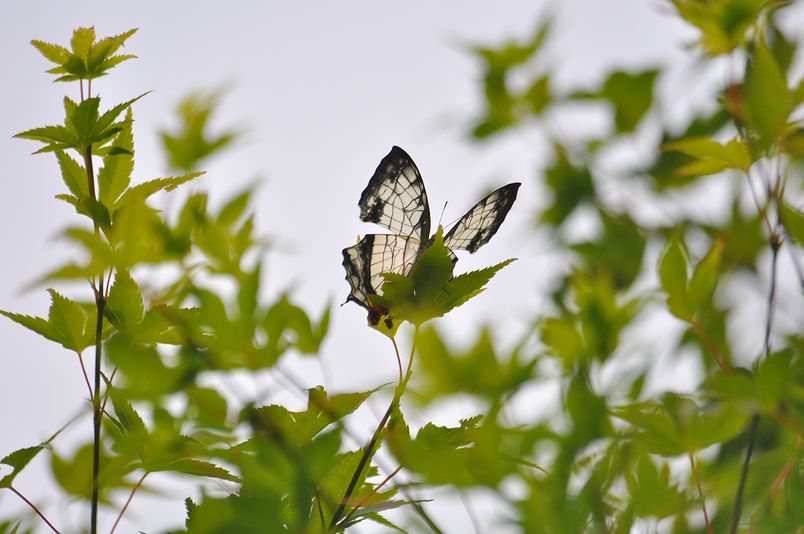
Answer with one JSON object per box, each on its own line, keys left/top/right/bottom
{"left": 443, "top": 182, "right": 521, "bottom": 253}
{"left": 358, "top": 146, "right": 431, "bottom": 244}
{"left": 342, "top": 233, "right": 421, "bottom": 309}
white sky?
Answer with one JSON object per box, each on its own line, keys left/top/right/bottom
{"left": 0, "top": 1, "right": 769, "bottom": 532}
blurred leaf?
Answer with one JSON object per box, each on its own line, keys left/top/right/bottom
{"left": 688, "top": 238, "right": 724, "bottom": 309}
{"left": 743, "top": 40, "right": 793, "bottom": 150}
{"left": 625, "top": 456, "right": 689, "bottom": 518}
{"left": 571, "top": 211, "right": 646, "bottom": 290}
{"left": 671, "top": 0, "right": 763, "bottom": 55}
{"left": 161, "top": 88, "right": 240, "bottom": 171}
{"left": 663, "top": 137, "right": 751, "bottom": 175}
{"left": 574, "top": 69, "right": 658, "bottom": 133}
{"left": 780, "top": 202, "right": 804, "bottom": 244}
{"left": 540, "top": 147, "right": 595, "bottom": 226}
{"left": 415, "top": 326, "right": 535, "bottom": 401}
{"left": 658, "top": 237, "right": 694, "bottom": 322}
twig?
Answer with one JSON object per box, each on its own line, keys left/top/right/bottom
{"left": 330, "top": 327, "right": 420, "bottom": 529}
{"left": 109, "top": 471, "right": 149, "bottom": 534}
{"left": 391, "top": 337, "right": 403, "bottom": 383}
{"left": 9, "top": 486, "right": 60, "bottom": 533}
{"left": 688, "top": 452, "right": 714, "bottom": 534}
{"left": 76, "top": 351, "right": 93, "bottom": 399}
{"left": 341, "top": 465, "right": 403, "bottom": 525}
{"left": 770, "top": 455, "right": 796, "bottom": 497}
{"left": 729, "top": 414, "right": 759, "bottom": 534}
{"left": 691, "top": 320, "right": 731, "bottom": 374}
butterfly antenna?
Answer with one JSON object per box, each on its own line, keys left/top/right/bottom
{"left": 437, "top": 201, "right": 448, "bottom": 229}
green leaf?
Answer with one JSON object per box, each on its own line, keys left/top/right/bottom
{"left": 30, "top": 40, "right": 70, "bottom": 64}
{"left": 55, "top": 150, "right": 89, "bottom": 197}
{"left": 98, "top": 109, "right": 134, "bottom": 206}
{"left": 662, "top": 137, "right": 751, "bottom": 175}
{"left": 688, "top": 238, "right": 723, "bottom": 309}
{"left": 671, "top": 0, "right": 763, "bottom": 55}
{"left": 0, "top": 446, "right": 43, "bottom": 488}
{"left": 105, "top": 271, "right": 144, "bottom": 332}
{"left": 540, "top": 147, "right": 595, "bottom": 226}
{"left": 658, "top": 237, "right": 693, "bottom": 321}
{"left": 585, "top": 69, "right": 658, "bottom": 133}
{"left": 47, "top": 289, "right": 93, "bottom": 352}
{"left": 70, "top": 27, "right": 95, "bottom": 59}
{"left": 781, "top": 202, "right": 804, "bottom": 244}
{"left": 69, "top": 97, "right": 101, "bottom": 145}
{"left": 168, "top": 459, "right": 238, "bottom": 482}
{"left": 160, "top": 88, "right": 240, "bottom": 171}
{"left": 114, "top": 172, "right": 203, "bottom": 210}
{"left": 744, "top": 40, "right": 793, "bottom": 149}
{"left": 0, "top": 311, "right": 58, "bottom": 346}
{"left": 625, "top": 456, "right": 688, "bottom": 518}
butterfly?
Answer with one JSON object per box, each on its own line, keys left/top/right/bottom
{"left": 342, "top": 146, "right": 520, "bottom": 325}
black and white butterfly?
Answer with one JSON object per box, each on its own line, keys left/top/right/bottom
{"left": 342, "top": 146, "right": 520, "bottom": 324}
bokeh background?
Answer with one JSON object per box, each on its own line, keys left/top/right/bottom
{"left": 2, "top": 1, "right": 798, "bottom": 532}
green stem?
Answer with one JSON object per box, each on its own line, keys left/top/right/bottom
{"left": 84, "top": 144, "right": 104, "bottom": 534}
{"left": 329, "top": 326, "right": 419, "bottom": 530}
{"left": 689, "top": 452, "right": 713, "bottom": 534}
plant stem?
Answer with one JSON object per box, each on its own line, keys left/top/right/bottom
{"left": 729, "top": 414, "right": 759, "bottom": 534}
{"left": 341, "top": 465, "right": 402, "bottom": 525}
{"left": 688, "top": 452, "right": 713, "bottom": 534}
{"left": 329, "top": 326, "right": 419, "bottom": 529}
{"left": 109, "top": 471, "right": 148, "bottom": 534}
{"left": 691, "top": 320, "right": 730, "bottom": 374}
{"left": 83, "top": 144, "right": 104, "bottom": 534}
{"left": 9, "top": 486, "right": 60, "bottom": 534}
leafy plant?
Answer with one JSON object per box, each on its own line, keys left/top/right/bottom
{"left": 2, "top": 1, "right": 804, "bottom": 532}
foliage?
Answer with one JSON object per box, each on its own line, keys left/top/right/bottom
{"left": 2, "top": 4, "right": 803, "bottom": 533}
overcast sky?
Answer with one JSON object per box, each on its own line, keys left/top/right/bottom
{"left": 0, "top": 1, "right": 744, "bottom": 531}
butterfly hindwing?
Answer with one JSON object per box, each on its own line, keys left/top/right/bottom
{"left": 358, "top": 146, "right": 431, "bottom": 244}
{"left": 342, "top": 233, "right": 421, "bottom": 310}
{"left": 443, "top": 182, "right": 521, "bottom": 253}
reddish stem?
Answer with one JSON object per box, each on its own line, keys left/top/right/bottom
{"left": 9, "top": 486, "right": 60, "bottom": 533}
{"left": 342, "top": 465, "right": 403, "bottom": 525}
{"left": 689, "top": 453, "right": 714, "bottom": 534}
{"left": 76, "top": 351, "right": 93, "bottom": 399}
{"left": 691, "top": 321, "right": 731, "bottom": 374}
{"left": 110, "top": 471, "right": 149, "bottom": 534}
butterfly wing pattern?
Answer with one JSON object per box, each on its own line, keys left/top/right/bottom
{"left": 342, "top": 146, "right": 520, "bottom": 324}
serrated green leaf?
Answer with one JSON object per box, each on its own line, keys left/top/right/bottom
{"left": 167, "top": 459, "right": 238, "bottom": 481}
{"left": 744, "top": 41, "right": 793, "bottom": 149}
{"left": 98, "top": 108, "right": 134, "bottom": 206}
{"left": 69, "top": 97, "right": 101, "bottom": 145}
{"left": 105, "top": 271, "right": 143, "bottom": 332}
{"left": 625, "top": 456, "right": 688, "bottom": 518}
{"left": 0, "top": 310, "right": 59, "bottom": 346}
{"left": 55, "top": 150, "right": 89, "bottom": 197}
{"left": 0, "top": 446, "right": 43, "bottom": 487}
{"left": 47, "top": 289, "right": 93, "bottom": 352}
{"left": 30, "top": 39, "right": 70, "bottom": 64}
{"left": 114, "top": 172, "right": 203, "bottom": 210}
{"left": 70, "top": 27, "right": 95, "bottom": 59}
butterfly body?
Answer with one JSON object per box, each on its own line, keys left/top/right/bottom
{"left": 343, "top": 146, "right": 520, "bottom": 323}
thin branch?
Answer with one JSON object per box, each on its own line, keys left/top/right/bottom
{"left": 342, "top": 465, "right": 403, "bottom": 525}
{"left": 330, "top": 327, "right": 420, "bottom": 529}
{"left": 109, "top": 471, "right": 149, "bottom": 534}
{"left": 76, "top": 351, "right": 93, "bottom": 399}
{"left": 689, "top": 452, "right": 714, "bottom": 534}
{"left": 729, "top": 414, "right": 759, "bottom": 534}
{"left": 9, "top": 486, "right": 60, "bottom": 534}
{"left": 391, "top": 337, "right": 403, "bottom": 384}
{"left": 691, "top": 320, "right": 731, "bottom": 374}
{"left": 763, "top": 241, "right": 780, "bottom": 355}
{"left": 459, "top": 491, "right": 482, "bottom": 534}
{"left": 770, "top": 455, "right": 796, "bottom": 497}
